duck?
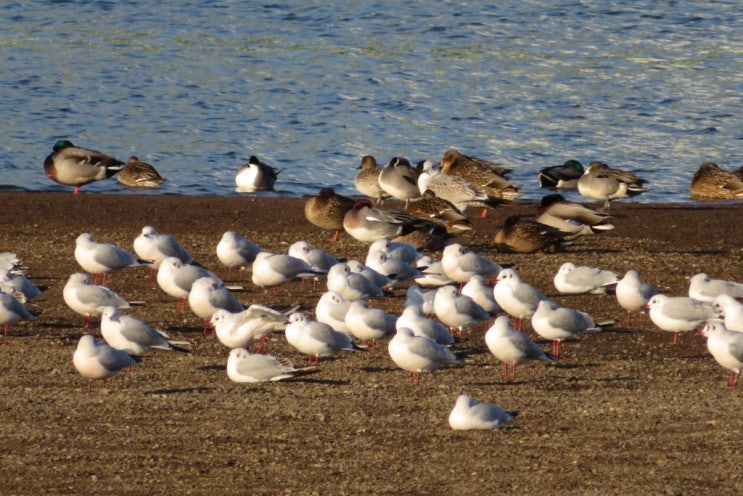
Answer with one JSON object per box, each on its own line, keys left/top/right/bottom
{"left": 342, "top": 199, "right": 446, "bottom": 244}
{"left": 43, "top": 139, "right": 125, "bottom": 194}
{"left": 439, "top": 149, "right": 522, "bottom": 202}
{"left": 689, "top": 162, "right": 743, "bottom": 200}
{"left": 377, "top": 157, "right": 421, "bottom": 208}
{"left": 493, "top": 215, "right": 572, "bottom": 253}
{"left": 407, "top": 190, "right": 473, "bottom": 234}
{"left": 577, "top": 161, "right": 649, "bottom": 209}
{"left": 235, "top": 155, "right": 280, "bottom": 192}
{"left": 536, "top": 193, "right": 614, "bottom": 235}
{"left": 354, "top": 155, "right": 390, "bottom": 205}
{"left": 538, "top": 160, "right": 584, "bottom": 189}
{"left": 303, "top": 188, "right": 356, "bottom": 241}
{"left": 117, "top": 156, "right": 166, "bottom": 188}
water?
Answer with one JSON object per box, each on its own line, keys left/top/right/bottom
{"left": 2, "top": 0, "right": 743, "bottom": 203}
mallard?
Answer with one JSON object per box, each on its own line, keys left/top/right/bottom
{"left": 493, "top": 216, "right": 572, "bottom": 253}
{"left": 439, "top": 149, "right": 522, "bottom": 202}
{"left": 689, "top": 162, "right": 743, "bottom": 200}
{"left": 117, "top": 156, "right": 165, "bottom": 188}
{"left": 235, "top": 155, "right": 280, "bottom": 192}
{"left": 538, "top": 160, "right": 584, "bottom": 189}
{"left": 43, "top": 139, "right": 124, "bottom": 194}
{"left": 536, "top": 194, "right": 614, "bottom": 235}
{"left": 303, "top": 188, "right": 356, "bottom": 241}
{"left": 577, "top": 161, "right": 649, "bottom": 209}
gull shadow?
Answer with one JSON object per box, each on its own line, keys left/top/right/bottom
{"left": 147, "top": 386, "right": 218, "bottom": 395}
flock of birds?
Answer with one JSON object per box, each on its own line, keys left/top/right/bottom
{"left": 2, "top": 141, "right": 738, "bottom": 430}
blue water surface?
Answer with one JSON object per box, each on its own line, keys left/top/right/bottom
{"left": 2, "top": 0, "right": 743, "bottom": 203}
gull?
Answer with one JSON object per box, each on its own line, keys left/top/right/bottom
{"left": 577, "top": 161, "right": 649, "bottom": 209}
{"left": 157, "top": 257, "right": 222, "bottom": 311}
{"left": 346, "top": 260, "right": 393, "bottom": 290}
{"left": 344, "top": 299, "right": 397, "bottom": 349}
{"left": 404, "top": 285, "right": 437, "bottom": 316}
{"left": 532, "top": 300, "right": 601, "bottom": 356}
{"left": 538, "top": 160, "right": 584, "bottom": 189}
{"left": 365, "top": 250, "right": 422, "bottom": 288}
{"left": 285, "top": 312, "right": 360, "bottom": 364}
{"left": 388, "top": 327, "right": 462, "bottom": 385}
{"left": 354, "top": 155, "right": 391, "bottom": 205}
{"left": 688, "top": 273, "right": 743, "bottom": 303}
{"left": 493, "top": 268, "right": 552, "bottom": 331}
{"left": 288, "top": 240, "right": 339, "bottom": 273}
{"left": 645, "top": 294, "right": 716, "bottom": 344}
{"left": 368, "top": 238, "right": 421, "bottom": 264}
{"left": 100, "top": 306, "right": 189, "bottom": 355}
{"left": 461, "top": 275, "right": 501, "bottom": 316}
{"left": 396, "top": 304, "right": 454, "bottom": 345}
{"left": 327, "top": 263, "right": 384, "bottom": 301}
{"left": 43, "top": 139, "right": 124, "bottom": 194}
{"left": 616, "top": 270, "right": 658, "bottom": 326}
{"left": 303, "top": 187, "right": 355, "bottom": 241}
{"left": 315, "top": 290, "right": 352, "bottom": 336}
{"left": 554, "top": 262, "right": 619, "bottom": 295}
{"left": 133, "top": 226, "right": 192, "bottom": 272}
{"left": 216, "top": 231, "right": 261, "bottom": 280}
{"left": 448, "top": 394, "right": 515, "bottom": 430}
{"left": 188, "top": 277, "right": 244, "bottom": 335}
{"left": 536, "top": 194, "right": 614, "bottom": 236}
{"left": 441, "top": 243, "right": 502, "bottom": 285}
{"left": 417, "top": 159, "right": 510, "bottom": 215}
{"left": 485, "top": 315, "right": 552, "bottom": 381}
{"left": 0, "top": 292, "right": 35, "bottom": 345}
{"left": 234, "top": 155, "right": 280, "bottom": 192}
{"left": 226, "top": 348, "right": 319, "bottom": 383}
{"left": 63, "top": 273, "right": 131, "bottom": 328}
{"left": 433, "top": 285, "right": 490, "bottom": 336}
{"left": 413, "top": 256, "right": 454, "bottom": 288}
{"left": 211, "top": 304, "right": 294, "bottom": 353}
{"left": 702, "top": 319, "right": 743, "bottom": 387}
{"left": 377, "top": 156, "right": 421, "bottom": 208}
{"left": 342, "top": 199, "right": 445, "bottom": 243}
{"left": 713, "top": 294, "right": 743, "bottom": 332}
{"left": 0, "top": 269, "right": 44, "bottom": 302}
{"left": 251, "top": 251, "right": 317, "bottom": 291}
{"left": 72, "top": 335, "right": 137, "bottom": 393}
{"left": 75, "top": 233, "right": 145, "bottom": 285}
{"left": 117, "top": 156, "right": 166, "bottom": 189}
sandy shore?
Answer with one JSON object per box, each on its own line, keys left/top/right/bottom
{"left": 2, "top": 192, "right": 743, "bottom": 495}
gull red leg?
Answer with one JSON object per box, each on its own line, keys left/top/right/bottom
{"left": 254, "top": 336, "right": 267, "bottom": 354}
{"left": 552, "top": 340, "right": 561, "bottom": 357}
{"left": 673, "top": 331, "right": 679, "bottom": 345}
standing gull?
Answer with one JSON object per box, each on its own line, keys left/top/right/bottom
{"left": 616, "top": 270, "right": 657, "bottom": 326}
{"left": 441, "top": 243, "right": 503, "bottom": 286}
{"left": 485, "top": 315, "right": 552, "bottom": 382}
{"left": 285, "top": 312, "right": 360, "bottom": 365}
{"left": 645, "top": 294, "right": 716, "bottom": 344}
{"left": 72, "top": 334, "right": 137, "bottom": 394}
{"left": 396, "top": 304, "right": 454, "bottom": 345}
{"left": 388, "top": 327, "right": 462, "bottom": 385}
{"left": 188, "top": 277, "right": 244, "bottom": 335}
{"left": 713, "top": 294, "right": 743, "bottom": 333}
{"left": 493, "top": 268, "right": 552, "bottom": 331}
{"left": 75, "top": 233, "right": 145, "bottom": 285}
{"left": 702, "top": 319, "right": 743, "bottom": 387}
{"left": 157, "top": 257, "right": 222, "bottom": 311}
{"left": 211, "top": 304, "right": 294, "bottom": 353}
{"left": 532, "top": 300, "right": 601, "bottom": 356}
{"left": 433, "top": 285, "right": 490, "bottom": 336}
{"left": 63, "top": 273, "right": 130, "bottom": 328}
{"left": 0, "top": 292, "right": 35, "bottom": 345}
{"left": 100, "top": 306, "right": 188, "bottom": 355}
{"left": 216, "top": 231, "right": 261, "bottom": 280}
